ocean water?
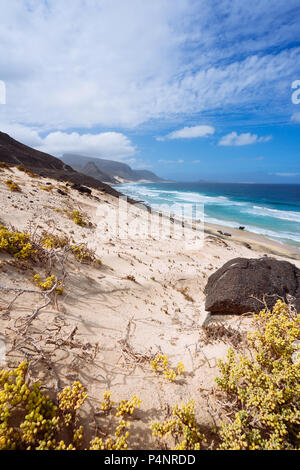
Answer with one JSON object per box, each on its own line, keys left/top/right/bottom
{"left": 116, "top": 182, "right": 300, "bottom": 248}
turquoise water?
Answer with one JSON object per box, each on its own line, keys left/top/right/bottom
{"left": 117, "top": 182, "right": 300, "bottom": 248}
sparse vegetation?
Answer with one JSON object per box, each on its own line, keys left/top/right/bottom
{"left": 151, "top": 400, "right": 206, "bottom": 450}
{"left": 71, "top": 210, "right": 86, "bottom": 227}
{"left": 39, "top": 185, "right": 54, "bottom": 192}
{"left": 116, "top": 395, "right": 141, "bottom": 417}
{"left": 40, "top": 232, "right": 69, "bottom": 250}
{"left": 0, "top": 164, "right": 299, "bottom": 451}
{"left": 16, "top": 165, "right": 38, "bottom": 178}
{"left": 0, "top": 226, "right": 37, "bottom": 259}
{"left": 215, "top": 300, "right": 300, "bottom": 450}
{"left": 0, "top": 363, "right": 87, "bottom": 450}
{"left": 70, "top": 243, "right": 97, "bottom": 263}
{"left": 0, "top": 364, "right": 142, "bottom": 450}
{"left": 178, "top": 286, "right": 194, "bottom": 302}
{"left": 33, "top": 274, "right": 64, "bottom": 295}
{"left": 100, "top": 391, "right": 114, "bottom": 412}
{"left": 89, "top": 392, "right": 141, "bottom": 450}
{"left": 150, "top": 353, "right": 184, "bottom": 382}
{"left": 0, "top": 162, "right": 11, "bottom": 170}
{"left": 5, "top": 179, "right": 21, "bottom": 192}
{"left": 0, "top": 299, "right": 299, "bottom": 450}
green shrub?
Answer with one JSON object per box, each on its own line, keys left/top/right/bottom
{"left": 0, "top": 364, "right": 136, "bottom": 450}
{"left": 216, "top": 300, "right": 300, "bottom": 450}
{"left": 0, "top": 362, "right": 86, "bottom": 450}
{"left": 40, "top": 232, "right": 69, "bottom": 250}
{"left": 151, "top": 400, "right": 206, "bottom": 450}
{"left": 0, "top": 226, "right": 37, "bottom": 259}
{"left": 70, "top": 210, "right": 86, "bottom": 227}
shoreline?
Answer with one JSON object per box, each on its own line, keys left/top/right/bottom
{"left": 115, "top": 186, "right": 300, "bottom": 260}
{"left": 1, "top": 166, "right": 300, "bottom": 449}
{"left": 204, "top": 222, "right": 300, "bottom": 260}
{"left": 125, "top": 196, "right": 300, "bottom": 261}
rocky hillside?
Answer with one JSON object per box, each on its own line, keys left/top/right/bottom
{"left": 61, "top": 153, "right": 165, "bottom": 183}
{"left": 0, "top": 131, "right": 122, "bottom": 198}
{"left": 79, "top": 161, "right": 117, "bottom": 184}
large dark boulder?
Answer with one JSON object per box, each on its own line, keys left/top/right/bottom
{"left": 204, "top": 257, "right": 300, "bottom": 314}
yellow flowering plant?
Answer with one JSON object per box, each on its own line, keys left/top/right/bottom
{"left": 151, "top": 400, "right": 206, "bottom": 450}
{"left": 150, "top": 353, "right": 184, "bottom": 382}
{"left": 0, "top": 226, "right": 37, "bottom": 260}
{"left": 216, "top": 300, "right": 300, "bottom": 450}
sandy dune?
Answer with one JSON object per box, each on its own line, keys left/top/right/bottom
{"left": 0, "top": 167, "right": 299, "bottom": 448}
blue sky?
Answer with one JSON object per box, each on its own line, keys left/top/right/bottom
{"left": 0, "top": 0, "right": 299, "bottom": 182}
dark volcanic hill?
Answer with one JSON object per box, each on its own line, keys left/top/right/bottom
{"left": 0, "top": 132, "right": 122, "bottom": 197}
{"left": 61, "top": 153, "right": 165, "bottom": 183}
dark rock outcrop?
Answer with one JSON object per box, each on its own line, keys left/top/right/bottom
{"left": 204, "top": 257, "right": 300, "bottom": 314}
{"left": 57, "top": 188, "right": 67, "bottom": 196}
{"left": 71, "top": 183, "right": 92, "bottom": 195}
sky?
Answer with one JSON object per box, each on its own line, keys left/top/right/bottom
{"left": 0, "top": 0, "right": 299, "bottom": 183}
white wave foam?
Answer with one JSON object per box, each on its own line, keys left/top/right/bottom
{"left": 205, "top": 216, "right": 300, "bottom": 244}
{"left": 245, "top": 205, "right": 300, "bottom": 223}
{"left": 119, "top": 184, "right": 300, "bottom": 246}
{"left": 120, "top": 185, "right": 247, "bottom": 206}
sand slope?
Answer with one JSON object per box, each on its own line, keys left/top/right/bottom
{"left": 0, "top": 167, "right": 299, "bottom": 448}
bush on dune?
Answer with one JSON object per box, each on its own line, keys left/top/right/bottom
{"left": 0, "top": 363, "right": 139, "bottom": 450}
{"left": 216, "top": 300, "right": 300, "bottom": 450}
{"left": 0, "top": 293, "right": 299, "bottom": 450}
{"left": 0, "top": 226, "right": 37, "bottom": 260}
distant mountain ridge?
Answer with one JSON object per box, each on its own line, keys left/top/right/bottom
{"left": 61, "top": 153, "right": 165, "bottom": 184}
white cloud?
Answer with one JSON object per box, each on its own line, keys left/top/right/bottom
{"left": 0, "top": 1, "right": 299, "bottom": 131}
{"left": 272, "top": 172, "right": 300, "bottom": 177}
{"left": 291, "top": 112, "right": 300, "bottom": 123}
{"left": 157, "top": 125, "right": 215, "bottom": 141}
{"left": 219, "top": 132, "right": 272, "bottom": 146}
{"left": 39, "top": 132, "right": 136, "bottom": 159}
{"left": 0, "top": 123, "right": 136, "bottom": 160}
{"left": 158, "top": 159, "right": 184, "bottom": 165}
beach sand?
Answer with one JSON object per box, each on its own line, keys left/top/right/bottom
{"left": 0, "top": 167, "right": 299, "bottom": 448}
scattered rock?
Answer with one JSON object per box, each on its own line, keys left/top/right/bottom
{"left": 57, "top": 188, "right": 67, "bottom": 196}
{"left": 242, "top": 242, "right": 252, "bottom": 250}
{"left": 204, "top": 257, "right": 300, "bottom": 314}
{"left": 71, "top": 183, "right": 92, "bottom": 195}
